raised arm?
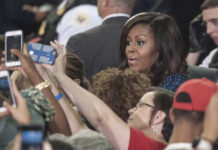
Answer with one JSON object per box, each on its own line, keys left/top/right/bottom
{"left": 10, "top": 47, "right": 71, "bottom": 136}
{"left": 35, "top": 64, "right": 86, "bottom": 134}
{"left": 50, "top": 41, "right": 130, "bottom": 150}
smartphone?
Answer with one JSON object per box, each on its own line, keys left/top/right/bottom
{"left": 0, "top": 70, "right": 16, "bottom": 112}
{"left": 5, "top": 30, "right": 23, "bottom": 67}
{"left": 28, "top": 42, "right": 57, "bottom": 65}
{"left": 20, "top": 125, "right": 43, "bottom": 150}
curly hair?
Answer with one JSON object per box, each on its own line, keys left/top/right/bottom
{"left": 119, "top": 12, "right": 187, "bottom": 86}
{"left": 92, "top": 67, "right": 151, "bottom": 122}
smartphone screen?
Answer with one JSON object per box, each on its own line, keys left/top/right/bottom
{"left": 21, "top": 126, "right": 43, "bottom": 150}
{"left": 6, "top": 34, "right": 21, "bottom": 62}
{"left": 0, "top": 76, "right": 14, "bottom": 108}
{"left": 5, "top": 30, "right": 23, "bottom": 67}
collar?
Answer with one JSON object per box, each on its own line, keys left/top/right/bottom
{"left": 102, "top": 13, "right": 130, "bottom": 22}
{"left": 165, "top": 143, "right": 192, "bottom": 150}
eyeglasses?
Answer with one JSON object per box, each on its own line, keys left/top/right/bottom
{"left": 136, "top": 101, "right": 156, "bottom": 110}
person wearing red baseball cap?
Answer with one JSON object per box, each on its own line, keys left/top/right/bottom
{"left": 165, "top": 78, "right": 218, "bottom": 150}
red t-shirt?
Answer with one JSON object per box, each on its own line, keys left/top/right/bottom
{"left": 128, "top": 127, "right": 166, "bottom": 150}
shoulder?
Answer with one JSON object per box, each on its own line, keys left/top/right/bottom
{"left": 128, "top": 127, "right": 166, "bottom": 150}
{"left": 66, "top": 25, "right": 101, "bottom": 52}
{"left": 160, "top": 74, "right": 189, "bottom": 92}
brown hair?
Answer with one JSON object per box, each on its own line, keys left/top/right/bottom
{"left": 66, "top": 53, "right": 91, "bottom": 90}
{"left": 201, "top": 0, "right": 218, "bottom": 11}
{"left": 92, "top": 67, "right": 151, "bottom": 121}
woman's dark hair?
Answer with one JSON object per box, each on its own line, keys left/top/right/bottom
{"left": 149, "top": 87, "right": 174, "bottom": 142}
{"left": 119, "top": 12, "right": 187, "bottom": 86}
{"left": 66, "top": 53, "right": 91, "bottom": 90}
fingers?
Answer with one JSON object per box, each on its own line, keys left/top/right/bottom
{"left": 3, "top": 101, "right": 15, "bottom": 115}
{"left": 0, "top": 109, "right": 10, "bottom": 118}
{"left": 11, "top": 80, "right": 23, "bottom": 105}
{"left": 10, "top": 49, "right": 23, "bottom": 59}
{"left": 50, "top": 41, "right": 60, "bottom": 55}
{"left": 23, "top": 43, "right": 29, "bottom": 56}
{"left": 50, "top": 40, "right": 66, "bottom": 55}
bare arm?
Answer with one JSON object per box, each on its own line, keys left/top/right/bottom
{"left": 51, "top": 41, "right": 130, "bottom": 150}
{"left": 10, "top": 48, "right": 71, "bottom": 136}
{"left": 186, "top": 51, "right": 201, "bottom": 65}
{"left": 201, "top": 92, "right": 218, "bottom": 143}
{"left": 35, "top": 64, "right": 85, "bottom": 134}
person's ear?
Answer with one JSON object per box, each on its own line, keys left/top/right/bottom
{"left": 169, "top": 108, "right": 175, "bottom": 125}
{"left": 74, "top": 79, "right": 81, "bottom": 85}
{"left": 101, "top": 0, "right": 109, "bottom": 8}
{"left": 152, "top": 110, "right": 166, "bottom": 125}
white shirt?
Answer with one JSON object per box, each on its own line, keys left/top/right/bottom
{"left": 199, "top": 48, "right": 218, "bottom": 68}
{"left": 102, "top": 13, "right": 130, "bottom": 22}
{"left": 56, "top": 4, "right": 102, "bottom": 46}
{"left": 165, "top": 143, "right": 193, "bottom": 150}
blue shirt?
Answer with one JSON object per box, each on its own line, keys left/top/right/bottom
{"left": 160, "top": 73, "right": 189, "bottom": 92}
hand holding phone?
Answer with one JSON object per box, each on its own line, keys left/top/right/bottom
{"left": 5, "top": 30, "right": 23, "bottom": 67}
{"left": 0, "top": 72, "right": 30, "bottom": 124}
{"left": 28, "top": 42, "right": 57, "bottom": 65}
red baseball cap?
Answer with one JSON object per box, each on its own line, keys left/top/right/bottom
{"left": 173, "top": 78, "right": 217, "bottom": 112}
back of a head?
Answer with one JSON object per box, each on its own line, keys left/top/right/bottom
{"left": 172, "top": 78, "right": 217, "bottom": 124}
{"left": 201, "top": 0, "right": 218, "bottom": 11}
{"left": 66, "top": 53, "right": 91, "bottom": 90}
{"left": 49, "top": 139, "right": 75, "bottom": 150}
{"left": 120, "top": 12, "right": 187, "bottom": 85}
{"left": 68, "top": 129, "right": 113, "bottom": 150}
{"left": 92, "top": 67, "right": 151, "bottom": 121}
{"left": 113, "top": 0, "right": 135, "bottom": 13}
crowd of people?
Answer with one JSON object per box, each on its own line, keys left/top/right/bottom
{"left": 0, "top": 0, "right": 218, "bottom": 150}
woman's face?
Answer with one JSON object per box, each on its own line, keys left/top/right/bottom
{"left": 125, "top": 24, "right": 159, "bottom": 73}
{"left": 127, "top": 91, "right": 155, "bottom": 130}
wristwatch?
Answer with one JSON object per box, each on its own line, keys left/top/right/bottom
{"left": 35, "top": 80, "right": 51, "bottom": 91}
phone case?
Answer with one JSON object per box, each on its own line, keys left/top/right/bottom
{"left": 28, "top": 42, "right": 57, "bottom": 65}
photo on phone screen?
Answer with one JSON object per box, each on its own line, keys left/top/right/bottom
{"left": 0, "top": 71, "right": 16, "bottom": 112}
{"left": 21, "top": 125, "right": 43, "bottom": 150}
{"left": 5, "top": 30, "right": 23, "bottom": 66}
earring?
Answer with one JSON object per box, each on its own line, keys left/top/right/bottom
{"left": 152, "top": 126, "right": 159, "bottom": 133}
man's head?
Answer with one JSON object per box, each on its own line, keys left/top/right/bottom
{"left": 170, "top": 78, "right": 217, "bottom": 126}
{"left": 97, "top": 0, "right": 135, "bottom": 18}
{"left": 201, "top": 0, "right": 218, "bottom": 45}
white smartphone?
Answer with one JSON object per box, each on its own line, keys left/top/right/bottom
{"left": 0, "top": 70, "right": 16, "bottom": 112}
{"left": 5, "top": 30, "right": 23, "bottom": 67}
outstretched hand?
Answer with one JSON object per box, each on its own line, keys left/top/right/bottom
{"left": 42, "top": 40, "right": 67, "bottom": 77}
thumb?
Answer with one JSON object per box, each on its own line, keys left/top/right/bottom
{"left": 11, "top": 80, "right": 23, "bottom": 105}
{"left": 11, "top": 49, "right": 23, "bottom": 59}
{"left": 3, "top": 101, "right": 14, "bottom": 114}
